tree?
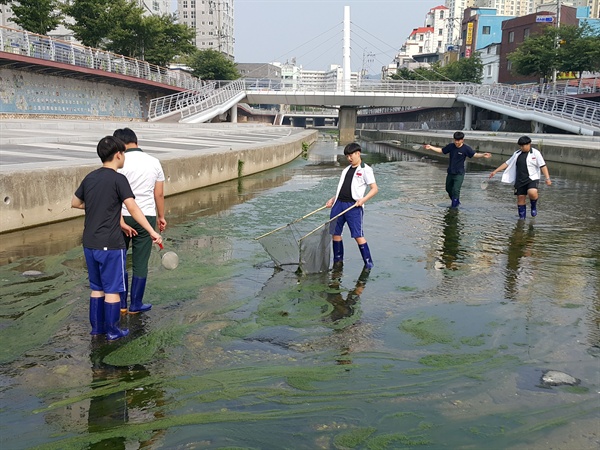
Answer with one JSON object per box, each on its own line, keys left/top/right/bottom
{"left": 187, "top": 49, "right": 240, "bottom": 80}
{"left": 0, "top": 0, "right": 62, "bottom": 35}
{"left": 391, "top": 55, "right": 482, "bottom": 83}
{"left": 507, "top": 28, "right": 557, "bottom": 80}
{"left": 556, "top": 24, "right": 600, "bottom": 79}
{"left": 62, "top": 0, "right": 146, "bottom": 49}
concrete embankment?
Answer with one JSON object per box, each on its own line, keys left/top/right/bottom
{"left": 0, "top": 121, "right": 317, "bottom": 233}
{"left": 358, "top": 129, "right": 600, "bottom": 168}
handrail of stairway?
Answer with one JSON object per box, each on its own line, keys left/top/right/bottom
{"left": 148, "top": 81, "right": 218, "bottom": 120}
{"left": 180, "top": 79, "right": 246, "bottom": 119}
{"left": 0, "top": 25, "right": 202, "bottom": 90}
{"left": 458, "top": 83, "right": 600, "bottom": 128}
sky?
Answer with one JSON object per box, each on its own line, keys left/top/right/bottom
{"left": 233, "top": 0, "right": 444, "bottom": 74}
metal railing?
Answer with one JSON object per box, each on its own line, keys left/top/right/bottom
{"left": 180, "top": 79, "right": 246, "bottom": 120}
{"left": 148, "top": 81, "right": 217, "bottom": 120}
{"left": 0, "top": 25, "right": 202, "bottom": 90}
{"left": 458, "top": 83, "right": 600, "bottom": 130}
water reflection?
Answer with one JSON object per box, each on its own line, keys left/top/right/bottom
{"left": 505, "top": 221, "right": 536, "bottom": 301}
{"left": 326, "top": 267, "right": 369, "bottom": 324}
{"left": 440, "top": 208, "right": 462, "bottom": 270}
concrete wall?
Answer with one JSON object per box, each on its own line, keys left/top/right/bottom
{"left": 357, "top": 129, "right": 600, "bottom": 169}
{"left": 0, "top": 129, "right": 318, "bottom": 233}
{"left": 0, "top": 68, "right": 150, "bottom": 119}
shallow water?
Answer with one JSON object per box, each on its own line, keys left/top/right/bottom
{"left": 0, "top": 135, "right": 599, "bottom": 449}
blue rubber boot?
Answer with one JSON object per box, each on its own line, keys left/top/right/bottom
{"left": 358, "top": 243, "right": 374, "bottom": 270}
{"left": 89, "top": 296, "right": 105, "bottom": 335}
{"left": 451, "top": 198, "right": 460, "bottom": 208}
{"left": 332, "top": 240, "right": 344, "bottom": 264}
{"left": 129, "top": 276, "right": 152, "bottom": 314}
{"left": 518, "top": 205, "right": 526, "bottom": 219}
{"left": 530, "top": 200, "right": 538, "bottom": 217}
{"left": 105, "top": 302, "right": 129, "bottom": 341}
{"left": 120, "top": 272, "right": 129, "bottom": 313}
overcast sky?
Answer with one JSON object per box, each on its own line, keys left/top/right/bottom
{"left": 233, "top": 0, "right": 443, "bottom": 73}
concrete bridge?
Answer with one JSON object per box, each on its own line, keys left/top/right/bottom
{"left": 148, "top": 77, "right": 600, "bottom": 143}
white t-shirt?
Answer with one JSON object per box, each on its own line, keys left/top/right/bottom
{"left": 334, "top": 162, "right": 376, "bottom": 203}
{"left": 118, "top": 148, "right": 165, "bottom": 216}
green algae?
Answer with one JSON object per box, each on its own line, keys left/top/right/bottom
{"left": 366, "top": 432, "right": 431, "bottom": 449}
{"left": 333, "top": 426, "right": 376, "bottom": 448}
{"left": 102, "top": 324, "right": 189, "bottom": 366}
{"left": 399, "top": 316, "right": 454, "bottom": 346}
{"left": 460, "top": 335, "right": 486, "bottom": 347}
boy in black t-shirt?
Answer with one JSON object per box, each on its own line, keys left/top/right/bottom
{"left": 425, "top": 131, "right": 492, "bottom": 208}
{"left": 72, "top": 136, "right": 162, "bottom": 341}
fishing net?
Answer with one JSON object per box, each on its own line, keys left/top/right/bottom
{"left": 256, "top": 208, "right": 331, "bottom": 274}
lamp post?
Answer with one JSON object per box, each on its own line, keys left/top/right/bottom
{"left": 552, "top": 0, "right": 561, "bottom": 85}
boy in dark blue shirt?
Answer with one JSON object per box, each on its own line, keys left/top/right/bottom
{"left": 425, "top": 131, "right": 491, "bottom": 208}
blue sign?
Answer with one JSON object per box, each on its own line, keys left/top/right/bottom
{"left": 536, "top": 16, "right": 554, "bottom": 23}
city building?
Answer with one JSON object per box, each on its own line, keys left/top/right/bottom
{"left": 445, "top": 0, "right": 476, "bottom": 46}
{"left": 498, "top": 5, "right": 578, "bottom": 83}
{"left": 236, "top": 63, "right": 282, "bottom": 80}
{"left": 460, "top": 7, "right": 514, "bottom": 58}
{"left": 479, "top": 42, "right": 501, "bottom": 83}
{"left": 177, "top": 0, "right": 234, "bottom": 59}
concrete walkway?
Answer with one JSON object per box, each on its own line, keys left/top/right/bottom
{"left": 0, "top": 120, "right": 318, "bottom": 232}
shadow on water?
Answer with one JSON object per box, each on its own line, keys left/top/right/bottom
{"left": 1, "top": 135, "right": 599, "bottom": 449}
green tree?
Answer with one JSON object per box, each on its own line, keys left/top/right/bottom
{"left": 507, "top": 27, "right": 557, "bottom": 80}
{"left": 187, "top": 49, "right": 240, "bottom": 80}
{"left": 444, "top": 54, "right": 483, "bottom": 83}
{"left": 556, "top": 24, "right": 600, "bottom": 79}
{"left": 62, "top": 0, "right": 142, "bottom": 48}
{"left": 0, "top": 0, "right": 62, "bottom": 35}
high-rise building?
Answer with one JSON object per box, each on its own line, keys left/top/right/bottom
{"left": 137, "top": 0, "right": 171, "bottom": 15}
{"left": 177, "top": 0, "right": 234, "bottom": 59}
{"left": 445, "top": 0, "right": 476, "bottom": 45}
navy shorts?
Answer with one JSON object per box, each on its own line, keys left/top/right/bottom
{"left": 84, "top": 248, "right": 127, "bottom": 294}
{"left": 330, "top": 200, "right": 364, "bottom": 238}
{"left": 514, "top": 180, "right": 539, "bottom": 196}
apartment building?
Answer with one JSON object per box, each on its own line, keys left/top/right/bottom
{"left": 177, "top": 0, "right": 234, "bottom": 59}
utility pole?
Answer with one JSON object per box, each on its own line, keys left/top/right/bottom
{"left": 552, "top": 0, "right": 561, "bottom": 84}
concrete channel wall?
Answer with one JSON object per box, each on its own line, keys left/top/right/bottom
{"left": 358, "top": 129, "right": 600, "bottom": 169}
{"left": 0, "top": 129, "right": 318, "bottom": 233}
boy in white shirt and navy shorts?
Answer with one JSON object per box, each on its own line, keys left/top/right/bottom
{"left": 326, "top": 142, "right": 379, "bottom": 270}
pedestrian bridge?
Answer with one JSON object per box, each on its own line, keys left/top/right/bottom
{"left": 149, "top": 78, "right": 600, "bottom": 136}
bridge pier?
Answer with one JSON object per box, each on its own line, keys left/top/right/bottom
{"left": 463, "top": 104, "right": 473, "bottom": 131}
{"left": 531, "top": 121, "right": 543, "bottom": 133}
{"left": 230, "top": 103, "right": 238, "bottom": 123}
{"left": 339, "top": 106, "right": 358, "bottom": 145}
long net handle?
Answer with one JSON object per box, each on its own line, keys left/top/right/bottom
{"left": 254, "top": 205, "right": 328, "bottom": 240}
{"left": 299, "top": 204, "right": 356, "bottom": 242}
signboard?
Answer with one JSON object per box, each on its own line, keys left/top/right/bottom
{"left": 466, "top": 22, "right": 473, "bottom": 45}
{"left": 536, "top": 16, "right": 554, "bottom": 23}
{"left": 465, "top": 47, "right": 471, "bottom": 57}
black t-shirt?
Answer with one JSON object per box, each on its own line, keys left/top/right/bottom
{"left": 74, "top": 167, "right": 134, "bottom": 249}
{"left": 442, "top": 143, "right": 476, "bottom": 175}
{"left": 515, "top": 152, "right": 531, "bottom": 188}
{"left": 338, "top": 166, "right": 357, "bottom": 202}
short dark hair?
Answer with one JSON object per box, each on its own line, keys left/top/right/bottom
{"left": 97, "top": 136, "right": 125, "bottom": 162}
{"left": 517, "top": 136, "right": 532, "bottom": 146}
{"left": 453, "top": 131, "right": 465, "bottom": 140}
{"left": 344, "top": 142, "right": 362, "bottom": 155}
{"left": 113, "top": 127, "right": 138, "bottom": 145}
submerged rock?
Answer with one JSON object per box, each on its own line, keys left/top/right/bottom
{"left": 22, "top": 270, "right": 43, "bottom": 277}
{"left": 541, "top": 370, "right": 580, "bottom": 386}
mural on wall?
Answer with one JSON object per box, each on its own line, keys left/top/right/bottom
{"left": 0, "top": 69, "right": 144, "bottom": 118}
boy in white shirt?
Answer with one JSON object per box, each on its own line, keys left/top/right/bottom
{"left": 489, "top": 136, "right": 552, "bottom": 219}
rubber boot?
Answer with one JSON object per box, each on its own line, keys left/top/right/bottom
{"left": 358, "top": 243, "right": 374, "bottom": 270}
{"left": 120, "top": 272, "right": 129, "bottom": 313}
{"left": 518, "top": 205, "right": 526, "bottom": 220}
{"left": 105, "top": 302, "right": 129, "bottom": 341}
{"left": 89, "top": 296, "right": 105, "bottom": 335}
{"left": 129, "top": 276, "right": 152, "bottom": 314}
{"left": 451, "top": 198, "right": 461, "bottom": 208}
{"left": 530, "top": 199, "right": 538, "bottom": 217}
{"left": 332, "top": 240, "right": 344, "bottom": 265}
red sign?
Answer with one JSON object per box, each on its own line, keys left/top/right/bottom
{"left": 465, "top": 47, "right": 471, "bottom": 57}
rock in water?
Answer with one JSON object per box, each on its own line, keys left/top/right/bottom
{"left": 22, "top": 270, "right": 43, "bottom": 277}
{"left": 541, "top": 370, "right": 580, "bottom": 386}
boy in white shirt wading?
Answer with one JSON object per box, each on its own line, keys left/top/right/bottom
{"left": 489, "top": 135, "right": 552, "bottom": 219}
{"left": 326, "top": 142, "right": 379, "bottom": 270}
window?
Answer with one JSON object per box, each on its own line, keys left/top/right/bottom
{"left": 482, "top": 26, "right": 491, "bottom": 35}
{"left": 487, "top": 65, "right": 492, "bottom": 76}
{"left": 419, "top": 34, "right": 424, "bottom": 41}
{"left": 507, "top": 60, "right": 512, "bottom": 71}
{"left": 438, "top": 41, "right": 442, "bottom": 48}
{"left": 508, "top": 31, "right": 514, "bottom": 43}
{"left": 440, "top": 10, "right": 444, "bottom": 18}
{"left": 183, "top": 1, "right": 188, "bottom": 8}
{"left": 419, "top": 46, "right": 423, "bottom": 53}
{"left": 439, "top": 28, "right": 443, "bottom": 35}
{"left": 524, "top": 28, "right": 530, "bottom": 39}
